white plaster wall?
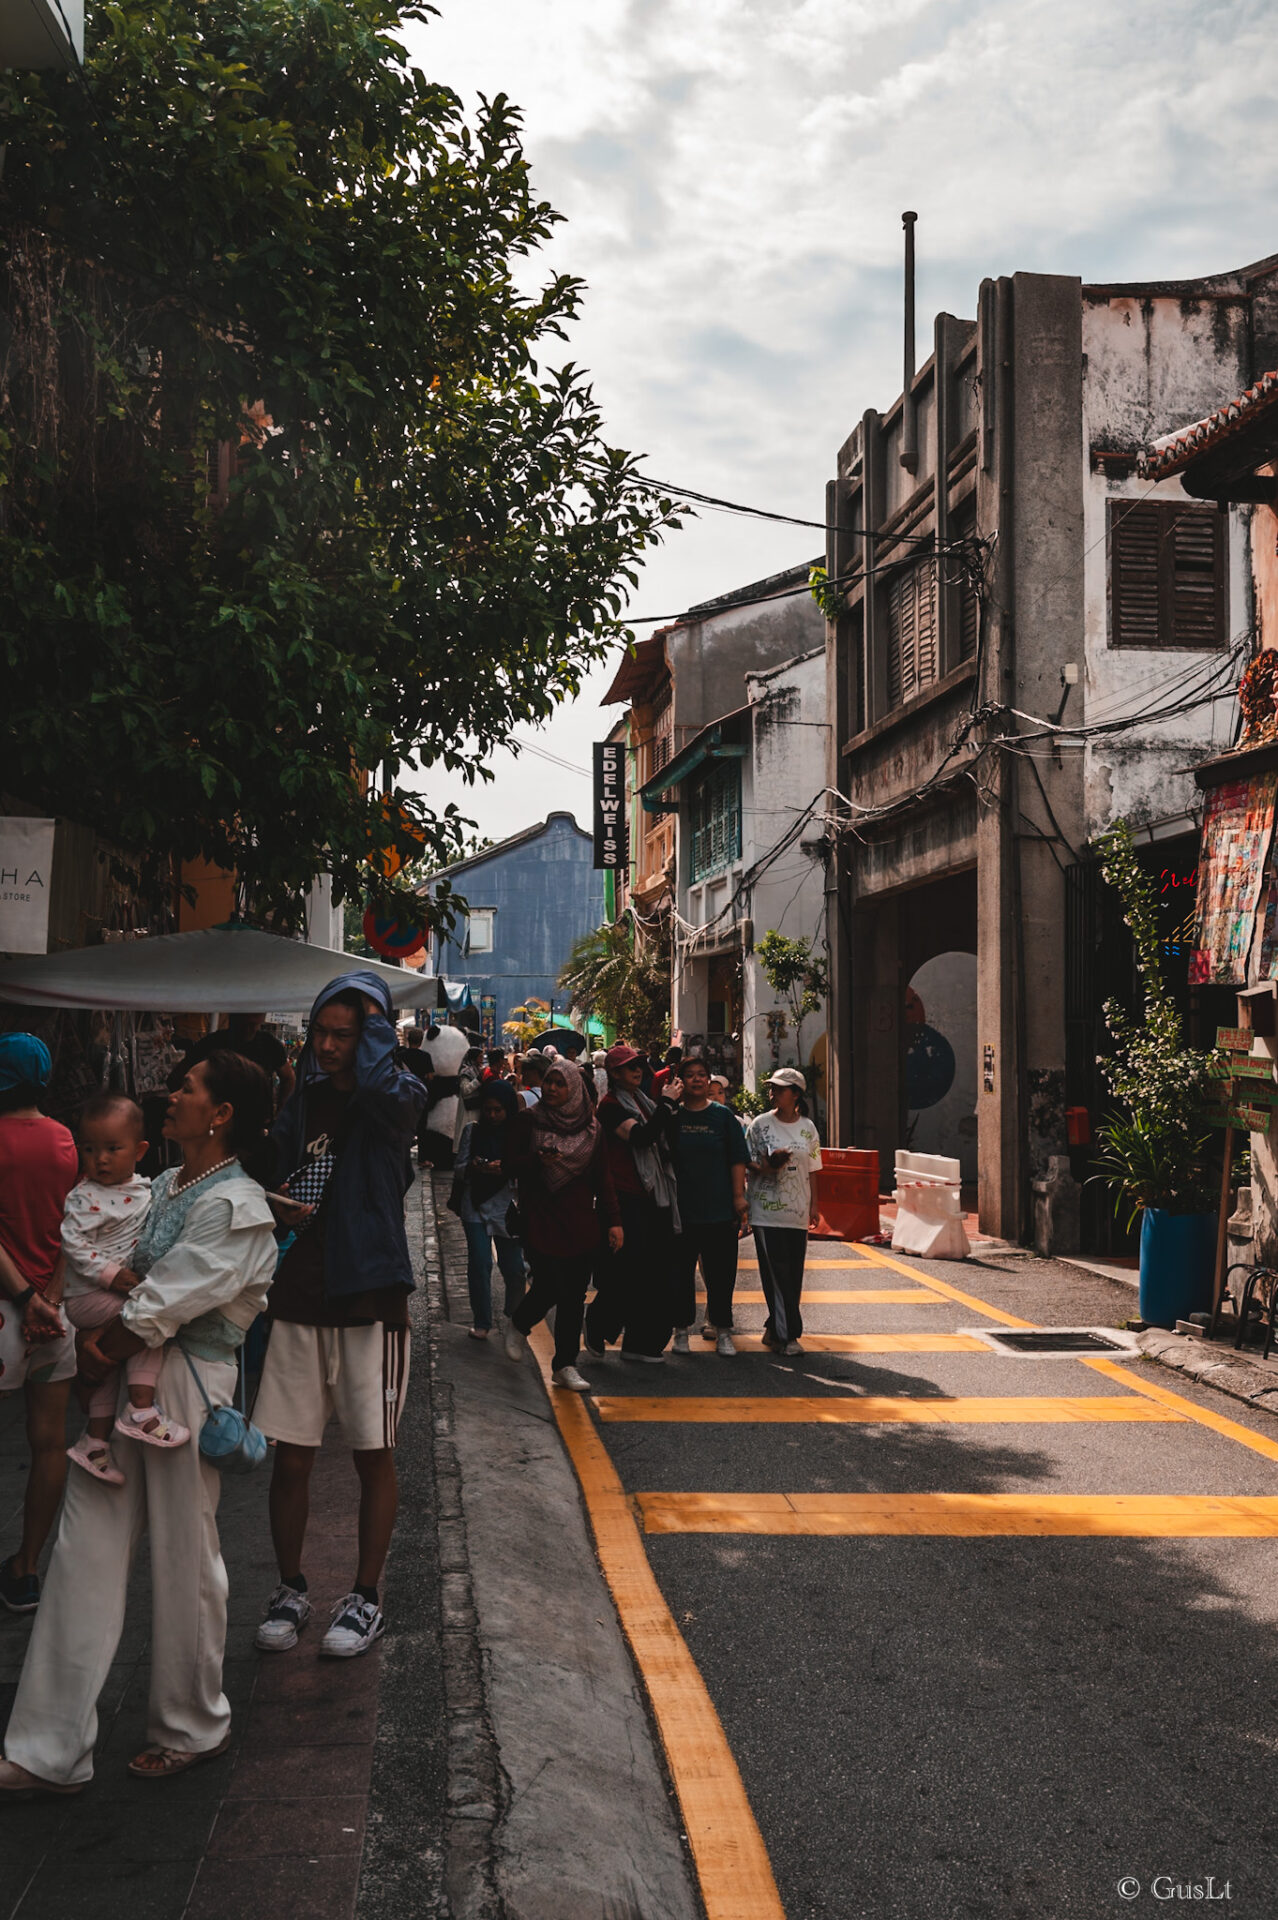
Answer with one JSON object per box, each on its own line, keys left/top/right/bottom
{"left": 1079, "top": 297, "right": 1254, "bottom": 841}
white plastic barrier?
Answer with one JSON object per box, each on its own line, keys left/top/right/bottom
{"left": 891, "top": 1150, "right": 970, "bottom": 1259}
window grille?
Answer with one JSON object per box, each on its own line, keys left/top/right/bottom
{"left": 689, "top": 759, "right": 742, "bottom": 883}
{"left": 1109, "top": 501, "right": 1226, "bottom": 649}
{"left": 886, "top": 557, "right": 938, "bottom": 708}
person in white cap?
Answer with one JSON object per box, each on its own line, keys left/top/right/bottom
{"left": 744, "top": 1069, "right": 822, "bottom": 1355}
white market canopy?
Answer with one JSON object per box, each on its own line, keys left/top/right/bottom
{"left": 0, "top": 927, "right": 439, "bottom": 1014}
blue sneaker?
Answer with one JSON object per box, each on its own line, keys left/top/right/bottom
{"left": 0, "top": 1556, "right": 39, "bottom": 1614}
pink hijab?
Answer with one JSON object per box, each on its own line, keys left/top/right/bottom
{"left": 530, "top": 1062, "right": 600, "bottom": 1191}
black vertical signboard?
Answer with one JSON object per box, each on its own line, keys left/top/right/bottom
{"left": 592, "top": 741, "right": 626, "bottom": 870}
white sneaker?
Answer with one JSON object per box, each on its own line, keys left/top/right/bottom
{"left": 552, "top": 1365, "right": 591, "bottom": 1392}
{"left": 504, "top": 1324, "right": 527, "bottom": 1361}
{"left": 672, "top": 1328, "right": 690, "bottom": 1354}
{"left": 783, "top": 1340, "right": 803, "bottom": 1356}
{"left": 716, "top": 1331, "right": 737, "bottom": 1356}
{"left": 320, "top": 1593, "right": 385, "bottom": 1658}
{"left": 256, "top": 1583, "right": 312, "bottom": 1652}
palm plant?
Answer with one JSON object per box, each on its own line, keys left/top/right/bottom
{"left": 559, "top": 918, "right": 670, "bottom": 1052}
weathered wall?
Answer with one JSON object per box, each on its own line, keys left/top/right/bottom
{"left": 433, "top": 813, "right": 604, "bottom": 1025}
{"left": 668, "top": 570, "right": 824, "bottom": 750}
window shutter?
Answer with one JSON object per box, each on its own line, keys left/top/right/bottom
{"left": 1110, "top": 501, "right": 1225, "bottom": 649}
{"left": 1170, "top": 508, "right": 1225, "bottom": 648}
{"left": 1110, "top": 502, "right": 1162, "bottom": 648}
{"left": 886, "top": 558, "right": 939, "bottom": 708}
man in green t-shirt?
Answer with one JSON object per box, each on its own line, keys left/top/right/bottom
{"left": 669, "top": 1057, "right": 749, "bottom": 1356}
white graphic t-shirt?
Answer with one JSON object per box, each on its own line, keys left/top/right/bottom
{"left": 745, "top": 1114, "right": 822, "bottom": 1230}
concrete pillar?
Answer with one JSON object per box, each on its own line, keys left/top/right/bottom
{"left": 852, "top": 892, "right": 902, "bottom": 1192}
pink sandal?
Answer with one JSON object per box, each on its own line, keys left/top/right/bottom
{"left": 67, "top": 1435, "right": 126, "bottom": 1485}
{"left": 113, "top": 1405, "right": 191, "bottom": 1449}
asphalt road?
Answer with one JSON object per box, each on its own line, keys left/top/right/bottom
{"left": 578, "top": 1239, "right": 1278, "bottom": 1920}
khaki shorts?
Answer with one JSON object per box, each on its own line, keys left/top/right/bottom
{"left": 255, "top": 1321, "right": 410, "bottom": 1452}
{"left": 0, "top": 1296, "right": 77, "bottom": 1392}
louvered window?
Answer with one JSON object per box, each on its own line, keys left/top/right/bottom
{"left": 1109, "top": 501, "right": 1226, "bottom": 650}
{"left": 650, "top": 694, "right": 673, "bottom": 774}
{"left": 886, "top": 558, "right": 938, "bottom": 708}
{"left": 689, "top": 759, "right": 742, "bottom": 883}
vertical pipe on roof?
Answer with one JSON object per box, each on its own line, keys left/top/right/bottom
{"left": 901, "top": 212, "right": 919, "bottom": 475}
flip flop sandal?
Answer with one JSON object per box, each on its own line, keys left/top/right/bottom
{"left": 127, "top": 1730, "right": 231, "bottom": 1779}
{"left": 0, "top": 1759, "right": 84, "bottom": 1797}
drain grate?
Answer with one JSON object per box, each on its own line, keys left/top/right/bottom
{"left": 965, "top": 1327, "right": 1141, "bottom": 1359}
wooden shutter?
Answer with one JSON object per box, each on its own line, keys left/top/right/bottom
{"left": 1170, "top": 508, "right": 1225, "bottom": 648}
{"left": 1110, "top": 501, "right": 1226, "bottom": 650}
{"left": 886, "top": 559, "right": 939, "bottom": 708}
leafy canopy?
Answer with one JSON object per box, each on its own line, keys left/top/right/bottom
{"left": 559, "top": 916, "right": 671, "bottom": 1053}
{"left": 0, "top": 0, "right": 675, "bottom": 926}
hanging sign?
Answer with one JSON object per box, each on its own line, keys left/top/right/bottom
{"left": 592, "top": 742, "right": 626, "bottom": 871}
{"left": 0, "top": 818, "right": 56, "bottom": 955}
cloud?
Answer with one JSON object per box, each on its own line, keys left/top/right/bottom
{"left": 403, "top": 0, "right": 1278, "bottom": 843}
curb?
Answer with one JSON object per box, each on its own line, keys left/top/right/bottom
{"left": 1137, "top": 1326, "right": 1278, "bottom": 1416}
{"left": 422, "top": 1176, "right": 508, "bottom": 1920}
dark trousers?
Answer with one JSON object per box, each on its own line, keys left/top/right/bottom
{"left": 671, "top": 1220, "right": 740, "bottom": 1330}
{"left": 586, "top": 1194, "right": 673, "bottom": 1358}
{"left": 512, "top": 1250, "right": 593, "bottom": 1370}
{"left": 754, "top": 1225, "right": 808, "bottom": 1344}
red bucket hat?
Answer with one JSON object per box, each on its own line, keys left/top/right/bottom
{"left": 605, "top": 1043, "right": 643, "bottom": 1072}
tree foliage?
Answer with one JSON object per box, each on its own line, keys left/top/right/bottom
{"left": 756, "top": 928, "right": 828, "bottom": 1064}
{"left": 0, "top": 0, "right": 675, "bottom": 927}
{"left": 559, "top": 915, "right": 670, "bottom": 1052}
{"left": 1093, "top": 820, "right": 1217, "bottom": 1221}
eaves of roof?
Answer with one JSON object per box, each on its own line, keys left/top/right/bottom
{"left": 1138, "top": 370, "right": 1278, "bottom": 483}
{"left": 417, "top": 811, "right": 587, "bottom": 889}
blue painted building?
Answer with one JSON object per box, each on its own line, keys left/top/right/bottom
{"left": 424, "top": 812, "right": 603, "bottom": 1036}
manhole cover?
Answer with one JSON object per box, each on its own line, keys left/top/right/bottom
{"left": 964, "top": 1327, "right": 1141, "bottom": 1359}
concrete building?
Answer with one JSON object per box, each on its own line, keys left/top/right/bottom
{"left": 423, "top": 812, "right": 604, "bottom": 1040}
{"left": 646, "top": 647, "right": 829, "bottom": 1102}
{"left": 601, "top": 563, "right": 825, "bottom": 925}
{"left": 824, "top": 249, "right": 1278, "bottom": 1249}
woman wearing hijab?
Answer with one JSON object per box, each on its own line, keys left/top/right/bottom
{"left": 503, "top": 1062, "right": 621, "bottom": 1392}
{"left": 451, "top": 1079, "right": 526, "bottom": 1349}
{"left": 584, "top": 1044, "right": 682, "bottom": 1364}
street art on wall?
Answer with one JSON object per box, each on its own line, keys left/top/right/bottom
{"left": 1190, "top": 772, "right": 1278, "bottom": 985}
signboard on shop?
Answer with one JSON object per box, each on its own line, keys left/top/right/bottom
{"left": 592, "top": 742, "right": 626, "bottom": 871}
{"left": 0, "top": 819, "right": 56, "bottom": 954}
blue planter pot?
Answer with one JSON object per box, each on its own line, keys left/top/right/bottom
{"left": 1139, "top": 1208, "right": 1217, "bottom": 1329}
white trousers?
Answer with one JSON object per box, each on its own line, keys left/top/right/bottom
{"left": 3, "top": 1347, "right": 236, "bottom": 1786}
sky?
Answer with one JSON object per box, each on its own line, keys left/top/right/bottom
{"left": 402, "top": 0, "right": 1278, "bottom": 847}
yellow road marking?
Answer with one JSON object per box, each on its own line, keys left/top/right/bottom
{"left": 700, "top": 1289, "right": 948, "bottom": 1305}
{"left": 684, "top": 1333, "right": 990, "bottom": 1354}
{"left": 739, "top": 1259, "right": 871, "bottom": 1269}
{"left": 636, "top": 1492, "right": 1278, "bottom": 1537}
{"left": 526, "top": 1324, "right": 785, "bottom": 1920}
{"left": 594, "top": 1394, "right": 1182, "bottom": 1425}
{"left": 849, "top": 1239, "right": 1278, "bottom": 1469}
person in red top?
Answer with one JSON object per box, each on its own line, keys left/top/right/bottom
{"left": 503, "top": 1061, "right": 621, "bottom": 1392}
{"left": 585, "top": 1044, "right": 682, "bottom": 1363}
{"left": 0, "top": 1034, "right": 80, "bottom": 1614}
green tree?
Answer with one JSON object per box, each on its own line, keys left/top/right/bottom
{"left": 0, "top": 0, "right": 675, "bottom": 928}
{"left": 559, "top": 916, "right": 670, "bottom": 1052}
{"left": 755, "top": 929, "right": 828, "bottom": 1069}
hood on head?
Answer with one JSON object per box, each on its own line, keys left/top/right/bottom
{"left": 306, "top": 969, "right": 395, "bottom": 1033}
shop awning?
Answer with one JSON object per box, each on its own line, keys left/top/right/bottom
{"left": 0, "top": 926, "right": 439, "bottom": 1013}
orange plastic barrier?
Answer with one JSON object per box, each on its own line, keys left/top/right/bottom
{"left": 812, "top": 1148, "right": 881, "bottom": 1242}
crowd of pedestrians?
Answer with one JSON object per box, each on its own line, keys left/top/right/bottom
{"left": 0, "top": 991, "right": 820, "bottom": 1799}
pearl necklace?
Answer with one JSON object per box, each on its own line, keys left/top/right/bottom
{"left": 170, "top": 1154, "right": 239, "bottom": 1197}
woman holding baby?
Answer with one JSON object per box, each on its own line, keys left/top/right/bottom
{"left": 0, "top": 1051, "right": 277, "bottom": 1795}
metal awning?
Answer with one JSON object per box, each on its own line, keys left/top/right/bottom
{"left": 637, "top": 706, "right": 750, "bottom": 814}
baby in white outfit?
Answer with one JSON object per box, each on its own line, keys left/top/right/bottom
{"left": 62, "top": 1094, "right": 188, "bottom": 1485}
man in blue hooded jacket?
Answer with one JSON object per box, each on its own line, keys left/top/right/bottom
{"left": 254, "top": 972, "right": 426, "bottom": 1659}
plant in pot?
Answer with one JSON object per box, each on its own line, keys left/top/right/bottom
{"left": 1092, "top": 821, "right": 1221, "bottom": 1329}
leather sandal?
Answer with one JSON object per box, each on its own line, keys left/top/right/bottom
{"left": 127, "top": 1729, "right": 231, "bottom": 1779}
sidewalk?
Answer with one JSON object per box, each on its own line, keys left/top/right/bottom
{"left": 1, "top": 1289, "right": 445, "bottom": 1919}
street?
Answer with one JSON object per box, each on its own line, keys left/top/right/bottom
{"left": 536, "top": 1235, "right": 1278, "bottom": 1919}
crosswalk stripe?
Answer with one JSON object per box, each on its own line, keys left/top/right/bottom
{"left": 635, "top": 1492, "right": 1278, "bottom": 1536}
{"left": 679, "top": 1333, "right": 990, "bottom": 1354}
{"left": 594, "top": 1395, "right": 1183, "bottom": 1425}
{"left": 698, "top": 1289, "right": 947, "bottom": 1305}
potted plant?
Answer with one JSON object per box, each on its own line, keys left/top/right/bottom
{"left": 1092, "top": 822, "right": 1221, "bottom": 1328}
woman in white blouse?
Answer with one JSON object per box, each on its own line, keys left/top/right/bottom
{"left": 0, "top": 1052, "right": 278, "bottom": 1795}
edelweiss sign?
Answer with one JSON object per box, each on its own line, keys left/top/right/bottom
{"left": 592, "top": 743, "right": 626, "bottom": 871}
{"left": 0, "top": 819, "right": 56, "bottom": 954}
